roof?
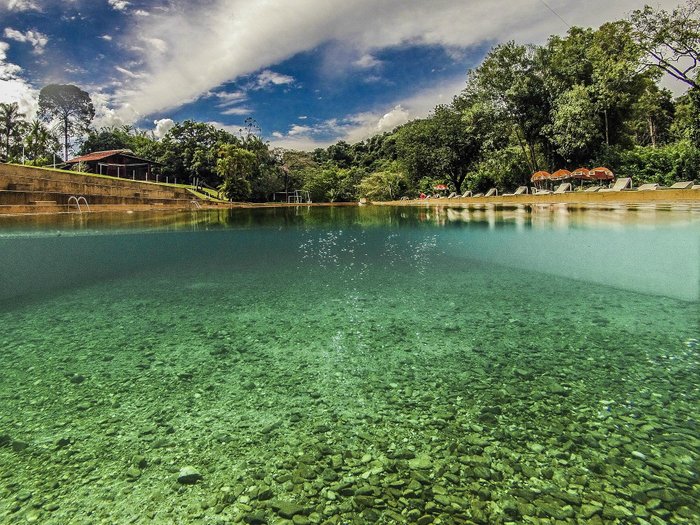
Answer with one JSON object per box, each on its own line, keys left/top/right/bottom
{"left": 66, "top": 149, "right": 160, "bottom": 165}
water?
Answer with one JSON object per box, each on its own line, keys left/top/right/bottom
{"left": 0, "top": 205, "right": 698, "bottom": 524}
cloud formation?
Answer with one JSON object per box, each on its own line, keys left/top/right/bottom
{"left": 3, "top": 0, "right": 40, "bottom": 11}
{"left": 270, "top": 75, "right": 466, "bottom": 150}
{"left": 3, "top": 27, "right": 48, "bottom": 54}
{"left": 108, "top": 0, "right": 130, "bottom": 11}
{"left": 0, "top": 41, "right": 37, "bottom": 117}
{"left": 112, "top": 0, "right": 677, "bottom": 124}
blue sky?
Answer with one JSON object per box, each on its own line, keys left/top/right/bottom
{"left": 0, "top": 0, "right": 683, "bottom": 151}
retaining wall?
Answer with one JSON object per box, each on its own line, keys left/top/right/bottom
{"left": 0, "top": 164, "right": 194, "bottom": 208}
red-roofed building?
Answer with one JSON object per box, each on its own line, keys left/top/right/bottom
{"left": 65, "top": 149, "right": 161, "bottom": 181}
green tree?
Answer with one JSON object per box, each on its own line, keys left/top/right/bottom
{"left": 549, "top": 85, "right": 602, "bottom": 163}
{"left": 37, "top": 84, "right": 95, "bottom": 161}
{"left": 158, "top": 120, "right": 239, "bottom": 186}
{"left": 0, "top": 102, "right": 27, "bottom": 161}
{"left": 216, "top": 144, "right": 255, "bottom": 201}
{"left": 24, "top": 119, "right": 59, "bottom": 164}
{"left": 357, "top": 164, "right": 407, "bottom": 200}
{"left": 395, "top": 104, "right": 481, "bottom": 193}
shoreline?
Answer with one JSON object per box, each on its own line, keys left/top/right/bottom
{"left": 1, "top": 189, "right": 699, "bottom": 217}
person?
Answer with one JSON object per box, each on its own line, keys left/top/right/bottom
{"left": 419, "top": 192, "right": 427, "bottom": 200}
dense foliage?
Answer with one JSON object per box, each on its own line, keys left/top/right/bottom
{"left": 3, "top": 2, "right": 698, "bottom": 200}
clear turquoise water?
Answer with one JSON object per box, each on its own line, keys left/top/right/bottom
{"left": 0, "top": 205, "right": 698, "bottom": 524}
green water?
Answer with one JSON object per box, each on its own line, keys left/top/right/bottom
{"left": 0, "top": 206, "right": 698, "bottom": 524}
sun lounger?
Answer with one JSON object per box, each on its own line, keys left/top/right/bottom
{"left": 447, "top": 192, "right": 457, "bottom": 198}
{"left": 599, "top": 177, "right": 632, "bottom": 192}
{"left": 666, "top": 181, "right": 694, "bottom": 190}
{"left": 484, "top": 188, "right": 498, "bottom": 197}
{"left": 461, "top": 190, "right": 473, "bottom": 198}
{"left": 472, "top": 193, "right": 484, "bottom": 197}
{"left": 503, "top": 186, "right": 528, "bottom": 196}
{"left": 584, "top": 186, "right": 600, "bottom": 192}
{"left": 637, "top": 183, "right": 658, "bottom": 191}
{"left": 533, "top": 188, "right": 551, "bottom": 195}
{"left": 553, "top": 183, "right": 572, "bottom": 194}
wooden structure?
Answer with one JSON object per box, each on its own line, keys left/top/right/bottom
{"left": 65, "top": 149, "right": 160, "bottom": 181}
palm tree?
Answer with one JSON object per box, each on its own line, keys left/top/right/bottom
{"left": 24, "top": 119, "right": 59, "bottom": 164}
{"left": 0, "top": 102, "right": 26, "bottom": 161}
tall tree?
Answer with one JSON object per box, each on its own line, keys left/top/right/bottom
{"left": 38, "top": 84, "right": 95, "bottom": 161}
{"left": 0, "top": 102, "right": 26, "bottom": 161}
{"left": 216, "top": 144, "right": 256, "bottom": 200}
{"left": 630, "top": 0, "right": 700, "bottom": 89}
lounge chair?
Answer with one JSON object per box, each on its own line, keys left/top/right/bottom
{"left": 484, "top": 188, "right": 498, "bottom": 197}
{"left": 637, "top": 183, "right": 659, "bottom": 191}
{"left": 533, "top": 188, "right": 552, "bottom": 195}
{"left": 447, "top": 192, "right": 457, "bottom": 198}
{"left": 461, "top": 190, "right": 473, "bottom": 198}
{"left": 503, "top": 186, "right": 528, "bottom": 196}
{"left": 599, "top": 177, "right": 632, "bottom": 192}
{"left": 666, "top": 181, "right": 694, "bottom": 190}
{"left": 553, "top": 183, "right": 572, "bottom": 194}
{"left": 472, "top": 193, "right": 484, "bottom": 197}
{"left": 584, "top": 186, "right": 600, "bottom": 192}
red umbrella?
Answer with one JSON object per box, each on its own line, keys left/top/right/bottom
{"left": 551, "top": 169, "right": 572, "bottom": 181}
{"left": 433, "top": 184, "right": 448, "bottom": 191}
{"left": 571, "top": 167, "right": 591, "bottom": 180}
{"left": 530, "top": 171, "right": 551, "bottom": 182}
{"left": 590, "top": 167, "right": 614, "bottom": 180}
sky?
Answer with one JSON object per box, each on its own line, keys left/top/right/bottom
{"left": 0, "top": 0, "right": 686, "bottom": 151}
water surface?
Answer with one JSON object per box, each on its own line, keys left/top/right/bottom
{"left": 0, "top": 205, "right": 698, "bottom": 524}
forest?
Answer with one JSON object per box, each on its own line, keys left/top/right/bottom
{"left": 1, "top": 1, "right": 698, "bottom": 201}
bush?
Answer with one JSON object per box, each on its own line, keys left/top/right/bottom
{"left": 598, "top": 141, "right": 700, "bottom": 185}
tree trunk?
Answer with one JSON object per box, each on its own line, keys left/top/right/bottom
{"left": 63, "top": 116, "right": 69, "bottom": 161}
{"left": 604, "top": 110, "right": 609, "bottom": 146}
{"left": 648, "top": 117, "right": 656, "bottom": 147}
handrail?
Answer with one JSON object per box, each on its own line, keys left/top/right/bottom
{"left": 67, "top": 195, "right": 90, "bottom": 213}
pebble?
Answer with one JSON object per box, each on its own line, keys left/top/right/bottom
{"left": 177, "top": 466, "right": 203, "bottom": 484}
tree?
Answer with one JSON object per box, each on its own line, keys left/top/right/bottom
{"left": 0, "top": 102, "right": 26, "bottom": 161}
{"left": 395, "top": 105, "right": 481, "bottom": 193}
{"left": 549, "top": 85, "right": 602, "bottom": 163}
{"left": 216, "top": 144, "right": 256, "bottom": 201}
{"left": 24, "top": 119, "right": 59, "bottom": 164}
{"left": 630, "top": 1, "right": 700, "bottom": 89}
{"left": 38, "top": 84, "right": 95, "bottom": 161}
{"left": 158, "top": 120, "right": 239, "bottom": 185}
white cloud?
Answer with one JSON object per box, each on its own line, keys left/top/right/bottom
{"left": 4, "top": 0, "right": 40, "bottom": 11}
{"left": 354, "top": 53, "right": 381, "bottom": 69}
{"left": 134, "top": 9, "right": 149, "bottom": 16}
{"left": 254, "top": 69, "right": 294, "bottom": 89}
{"left": 3, "top": 28, "right": 48, "bottom": 54}
{"left": 269, "top": 76, "right": 466, "bottom": 150}
{"left": 111, "top": 0, "right": 682, "bottom": 123}
{"left": 220, "top": 106, "right": 251, "bottom": 116}
{"left": 115, "top": 65, "right": 143, "bottom": 78}
{"left": 100, "top": 34, "right": 113, "bottom": 41}
{"left": 0, "top": 41, "right": 37, "bottom": 118}
{"left": 153, "top": 118, "right": 175, "bottom": 139}
{"left": 108, "top": 0, "right": 130, "bottom": 11}
{"left": 213, "top": 90, "right": 247, "bottom": 106}
{"left": 142, "top": 37, "right": 166, "bottom": 53}
{"left": 91, "top": 92, "right": 126, "bottom": 129}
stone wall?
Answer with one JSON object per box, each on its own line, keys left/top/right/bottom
{"left": 0, "top": 163, "right": 194, "bottom": 207}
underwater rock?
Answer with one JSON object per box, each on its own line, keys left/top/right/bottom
{"left": 177, "top": 466, "right": 203, "bottom": 484}
{"left": 408, "top": 455, "right": 432, "bottom": 470}
{"left": 270, "top": 499, "right": 307, "bottom": 518}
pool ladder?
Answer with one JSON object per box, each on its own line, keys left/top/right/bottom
{"left": 68, "top": 195, "right": 90, "bottom": 213}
